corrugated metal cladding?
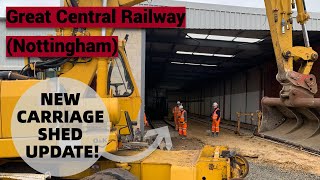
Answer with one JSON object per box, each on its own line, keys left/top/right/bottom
{"left": 0, "top": 20, "right": 55, "bottom": 70}
{"left": 142, "top": 0, "right": 320, "bottom": 31}
{"left": 168, "top": 66, "right": 262, "bottom": 124}
{"left": 1, "top": 0, "right": 318, "bottom": 70}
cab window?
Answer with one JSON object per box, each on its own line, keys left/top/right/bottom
{"left": 108, "top": 53, "right": 134, "bottom": 97}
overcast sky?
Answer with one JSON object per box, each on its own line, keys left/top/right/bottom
{"left": 0, "top": 0, "right": 60, "bottom": 17}
{"left": 178, "top": 0, "right": 320, "bottom": 12}
{"left": 1, "top": 0, "right": 319, "bottom": 16}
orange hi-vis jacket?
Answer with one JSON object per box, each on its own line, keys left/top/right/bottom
{"left": 212, "top": 108, "right": 221, "bottom": 122}
{"left": 179, "top": 110, "right": 187, "bottom": 123}
{"left": 144, "top": 113, "right": 149, "bottom": 127}
{"left": 173, "top": 106, "right": 180, "bottom": 130}
{"left": 211, "top": 108, "right": 221, "bottom": 133}
{"left": 173, "top": 106, "right": 180, "bottom": 116}
{"left": 179, "top": 110, "right": 187, "bottom": 136}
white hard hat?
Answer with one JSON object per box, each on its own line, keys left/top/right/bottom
{"left": 179, "top": 105, "right": 183, "bottom": 109}
{"left": 177, "top": 101, "right": 181, "bottom": 104}
{"left": 212, "top": 102, "right": 218, "bottom": 107}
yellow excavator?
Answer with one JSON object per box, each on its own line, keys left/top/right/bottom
{"left": 1, "top": 0, "right": 317, "bottom": 179}
{"left": 0, "top": 0, "right": 249, "bottom": 179}
{"left": 260, "top": 0, "right": 319, "bottom": 154}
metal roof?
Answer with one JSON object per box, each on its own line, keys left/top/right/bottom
{"left": 142, "top": 0, "right": 320, "bottom": 31}
{"left": 146, "top": 29, "right": 320, "bottom": 90}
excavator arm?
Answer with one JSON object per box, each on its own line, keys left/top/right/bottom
{"left": 260, "top": 0, "right": 320, "bottom": 154}
{"left": 264, "top": 0, "right": 318, "bottom": 103}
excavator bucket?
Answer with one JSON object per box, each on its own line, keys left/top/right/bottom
{"left": 260, "top": 97, "right": 320, "bottom": 154}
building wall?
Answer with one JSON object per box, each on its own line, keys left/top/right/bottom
{"left": 246, "top": 67, "right": 262, "bottom": 125}
{"left": 311, "top": 45, "right": 320, "bottom": 98}
{"left": 0, "top": 20, "right": 56, "bottom": 70}
{"left": 169, "top": 66, "right": 264, "bottom": 124}
{"left": 144, "top": 0, "right": 320, "bottom": 31}
{"left": 230, "top": 72, "right": 247, "bottom": 121}
{"left": 187, "top": 45, "right": 320, "bottom": 124}
{"left": 0, "top": 0, "right": 61, "bottom": 70}
{"left": 166, "top": 37, "right": 320, "bottom": 125}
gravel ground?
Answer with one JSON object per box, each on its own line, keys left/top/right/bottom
{"left": 246, "top": 160, "right": 320, "bottom": 180}
{"left": 170, "top": 134, "right": 320, "bottom": 180}
{"left": 163, "top": 117, "right": 320, "bottom": 179}
{"left": 170, "top": 136, "right": 320, "bottom": 179}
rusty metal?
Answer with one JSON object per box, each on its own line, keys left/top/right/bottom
{"left": 262, "top": 97, "right": 320, "bottom": 107}
{"left": 235, "top": 111, "right": 261, "bottom": 135}
{"left": 256, "top": 133, "right": 320, "bottom": 156}
{"left": 256, "top": 110, "right": 262, "bottom": 132}
{"left": 260, "top": 72, "right": 320, "bottom": 154}
{"left": 278, "top": 71, "right": 318, "bottom": 106}
{"left": 260, "top": 96, "right": 320, "bottom": 153}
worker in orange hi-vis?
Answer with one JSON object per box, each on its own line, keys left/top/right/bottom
{"left": 144, "top": 113, "right": 149, "bottom": 127}
{"left": 172, "top": 101, "right": 181, "bottom": 131}
{"left": 211, "top": 102, "right": 221, "bottom": 137}
{"left": 178, "top": 105, "right": 187, "bottom": 139}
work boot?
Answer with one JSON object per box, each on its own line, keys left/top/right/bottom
{"left": 211, "top": 132, "right": 215, "bottom": 137}
{"left": 216, "top": 132, "right": 219, "bottom": 137}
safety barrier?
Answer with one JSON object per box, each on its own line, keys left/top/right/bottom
{"left": 235, "top": 111, "right": 262, "bottom": 135}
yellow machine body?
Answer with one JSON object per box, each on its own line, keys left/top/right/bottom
{"left": 0, "top": 43, "right": 140, "bottom": 158}
{"left": 0, "top": 0, "right": 249, "bottom": 179}
{"left": 67, "top": 146, "right": 248, "bottom": 180}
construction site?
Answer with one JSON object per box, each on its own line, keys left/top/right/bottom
{"left": 0, "top": 0, "right": 320, "bottom": 179}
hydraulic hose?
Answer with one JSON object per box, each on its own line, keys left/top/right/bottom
{"left": 0, "top": 71, "right": 31, "bottom": 80}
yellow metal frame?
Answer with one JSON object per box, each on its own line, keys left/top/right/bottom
{"left": 0, "top": 0, "right": 143, "bottom": 160}
{"left": 0, "top": 50, "right": 139, "bottom": 158}
{"left": 113, "top": 46, "right": 141, "bottom": 135}
{"left": 65, "top": 145, "right": 245, "bottom": 180}
{"left": 0, "top": 0, "right": 249, "bottom": 179}
{"left": 264, "top": 0, "right": 318, "bottom": 79}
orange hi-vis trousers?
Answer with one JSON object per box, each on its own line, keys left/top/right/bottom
{"left": 212, "top": 120, "right": 220, "bottom": 133}
{"left": 179, "top": 122, "right": 187, "bottom": 136}
{"left": 212, "top": 108, "right": 221, "bottom": 133}
{"left": 178, "top": 110, "right": 187, "bottom": 136}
